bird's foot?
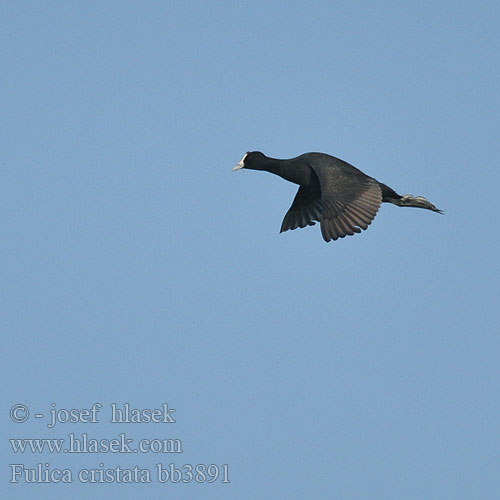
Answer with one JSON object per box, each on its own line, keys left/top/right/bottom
{"left": 400, "top": 194, "right": 444, "bottom": 214}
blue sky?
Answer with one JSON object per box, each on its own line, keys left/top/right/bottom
{"left": 2, "top": 2, "right": 499, "bottom": 499}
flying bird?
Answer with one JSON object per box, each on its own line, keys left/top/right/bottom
{"left": 233, "top": 151, "right": 442, "bottom": 242}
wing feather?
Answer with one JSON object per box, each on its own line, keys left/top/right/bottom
{"left": 280, "top": 156, "right": 383, "bottom": 242}
{"left": 306, "top": 158, "right": 382, "bottom": 242}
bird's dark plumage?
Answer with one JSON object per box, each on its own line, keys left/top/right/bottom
{"left": 233, "top": 151, "right": 442, "bottom": 243}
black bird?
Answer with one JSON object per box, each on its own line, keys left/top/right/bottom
{"left": 233, "top": 151, "right": 442, "bottom": 242}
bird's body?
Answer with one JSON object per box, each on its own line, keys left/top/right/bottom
{"left": 233, "top": 151, "right": 442, "bottom": 242}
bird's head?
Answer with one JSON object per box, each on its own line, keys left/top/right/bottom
{"left": 232, "top": 151, "right": 266, "bottom": 171}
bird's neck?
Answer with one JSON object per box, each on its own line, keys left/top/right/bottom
{"left": 257, "top": 156, "right": 313, "bottom": 186}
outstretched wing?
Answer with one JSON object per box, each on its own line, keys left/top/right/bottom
{"left": 280, "top": 185, "right": 323, "bottom": 233}
{"left": 309, "top": 156, "right": 382, "bottom": 242}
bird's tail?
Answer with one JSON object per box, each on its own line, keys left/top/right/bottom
{"left": 379, "top": 183, "right": 443, "bottom": 214}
